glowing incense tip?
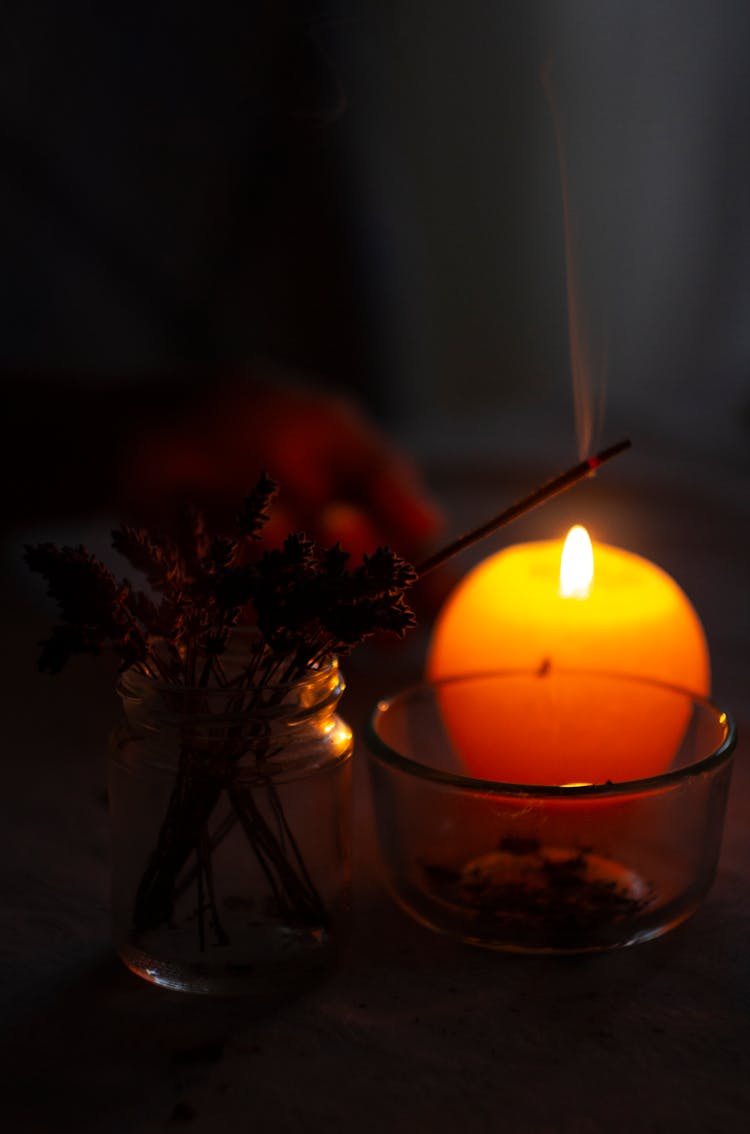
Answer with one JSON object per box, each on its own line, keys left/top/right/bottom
{"left": 586, "top": 438, "right": 631, "bottom": 472}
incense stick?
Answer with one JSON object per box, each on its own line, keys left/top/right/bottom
{"left": 416, "top": 439, "right": 631, "bottom": 579}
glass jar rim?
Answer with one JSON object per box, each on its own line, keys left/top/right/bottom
{"left": 116, "top": 650, "right": 342, "bottom": 729}
{"left": 118, "top": 651, "right": 338, "bottom": 693}
{"left": 366, "top": 667, "right": 736, "bottom": 798}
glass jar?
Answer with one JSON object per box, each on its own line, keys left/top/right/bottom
{"left": 109, "top": 654, "right": 352, "bottom": 994}
{"left": 367, "top": 670, "right": 736, "bottom": 954}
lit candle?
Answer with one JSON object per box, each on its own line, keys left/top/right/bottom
{"left": 427, "top": 527, "right": 710, "bottom": 785}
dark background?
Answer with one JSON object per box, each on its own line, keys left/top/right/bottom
{"left": 2, "top": 1, "right": 749, "bottom": 460}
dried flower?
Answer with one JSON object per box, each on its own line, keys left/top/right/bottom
{"left": 25, "top": 474, "right": 418, "bottom": 684}
{"left": 23, "top": 543, "right": 150, "bottom": 672}
{"left": 25, "top": 473, "right": 420, "bottom": 949}
{"left": 235, "top": 472, "right": 279, "bottom": 540}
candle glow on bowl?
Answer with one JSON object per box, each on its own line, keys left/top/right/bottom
{"left": 427, "top": 526, "right": 710, "bottom": 785}
{"left": 365, "top": 673, "right": 735, "bottom": 953}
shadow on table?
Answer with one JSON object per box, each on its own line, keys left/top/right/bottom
{"left": 3, "top": 870, "right": 750, "bottom": 1134}
{"left": 0, "top": 941, "right": 335, "bottom": 1133}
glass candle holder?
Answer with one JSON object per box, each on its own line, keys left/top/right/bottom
{"left": 366, "top": 670, "right": 736, "bottom": 954}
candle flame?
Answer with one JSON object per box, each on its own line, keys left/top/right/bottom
{"left": 559, "top": 525, "right": 594, "bottom": 599}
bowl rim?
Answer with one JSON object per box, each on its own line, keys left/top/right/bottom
{"left": 365, "top": 667, "right": 736, "bottom": 797}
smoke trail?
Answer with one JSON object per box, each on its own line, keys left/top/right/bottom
{"left": 541, "top": 62, "right": 607, "bottom": 460}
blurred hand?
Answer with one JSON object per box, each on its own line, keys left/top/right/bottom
{"left": 120, "top": 372, "right": 442, "bottom": 566}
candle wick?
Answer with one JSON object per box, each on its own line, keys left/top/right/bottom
{"left": 415, "top": 439, "right": 631, "bottom": 580}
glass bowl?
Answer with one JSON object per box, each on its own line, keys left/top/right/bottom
{"left": 366, "top": 669, "right": 736, "bottom": 954}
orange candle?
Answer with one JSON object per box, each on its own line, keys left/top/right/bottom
{"left": 427, "top": 527, "right": 710, "bottom": 785}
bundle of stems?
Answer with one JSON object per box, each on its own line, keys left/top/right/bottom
{"left": 126, "top": 634, "right": 347, "bottom": 942}
{"left": 26, "top": 475, "right": 417, "bottom": 945}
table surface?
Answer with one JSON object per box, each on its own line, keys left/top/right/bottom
{"left": 2, "top": 431, "right": 749, "bottom": 1134}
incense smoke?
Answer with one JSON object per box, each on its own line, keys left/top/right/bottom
{"left": 541, "top": 63, "right": 607, "bottom": 461}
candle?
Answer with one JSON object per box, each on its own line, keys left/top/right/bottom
{"left": 427, "top": 527, "right": 710, "bottom": 785}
